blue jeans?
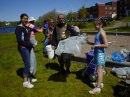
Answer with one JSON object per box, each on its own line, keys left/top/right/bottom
{"left": 18, "top": 47, "right": 31, "bottom": 77}
{"left": 43, "top": 38, "right": 49, "bottom": 52}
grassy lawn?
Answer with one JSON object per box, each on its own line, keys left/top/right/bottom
{"left": 122, "top": 16, "right": 130, "bottom": 23}
{"left": 81, "top": 25, "right": 130, "bottom": 32}
{"left": 0, "top": 32, "right": 129, "bottom": 97}
{"left": 105, "top": 26, "right": 130, "bottom": 32}
{"left": 80, "top": 16, "right": 130, "bottom": 32}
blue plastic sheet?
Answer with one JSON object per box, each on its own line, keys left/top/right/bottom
{"left": 111, "top": 52, "right": 125, "bottom": 62}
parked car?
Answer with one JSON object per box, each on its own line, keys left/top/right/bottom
{"left": 101, "top": 16, "right": 113, "bottom": 21}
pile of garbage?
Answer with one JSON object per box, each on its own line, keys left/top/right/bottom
{"left": 108, "top": 49, "right": 130, "bottom": 62}
{"left": 112, "top": 67, "right": 130, "bottom": 84}
{"left": 112, "top": 67, "right": 130, "bottom": 79}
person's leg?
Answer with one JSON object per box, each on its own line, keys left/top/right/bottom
{"left": 96, "top": 53, "right": 106, "bottom": 87}
{"left": 18, "top": 48, "right": 34, "bottom": 88}
{"left": 89, "top": 52, "right": 105, "bottom": 94}
{"left": 89, "top": 67, "right": 102, "bottom": 94}
{"left": 96, "top": 66, "right": 103, "bottom": 88}
{"left": 19, "top": 48, "right": 30, "bottom": 80}
{"left": 63, "top": 53, "right": 71, "bottom": 73}
{"left": 43, "top": 38, "right": 49, "bottom": 53}
{"left": 57, "top": 54, "right": 65, "bottom": 72}
{"left": 62, "top": 53, "right": 71, "bottom": 77}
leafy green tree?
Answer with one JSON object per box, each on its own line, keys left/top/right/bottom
{"left": 0, "top": 22, "right": 5, "bottom": 27}
{"left": 66, "top": 12, "right": 75, "bottom": 21}
{"left": 40, "top": 9, "right": 59, "bottom": 25}
{"left": 35, "top": 16, "right": 43, "bottom": 27}
{"left": 78, "top": 5, "right": 87, "bottom": 19}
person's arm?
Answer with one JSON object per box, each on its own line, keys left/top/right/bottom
{"left": 87, "top": 39, "right": 94, "bottom": 45}
{"left": 51, "top": 27, "right": 57, "bottom": 47}
{"left": 67, "top": 24, "right": 78, "bottom": 36}
{"left": 15, "top": 26, "right": 33, "bottom": 47}
{"left": 26, "top": 23, "right": 42, "bottom": 32}
{"left": 33, "top": 25, "right": 43, "bottom": 32}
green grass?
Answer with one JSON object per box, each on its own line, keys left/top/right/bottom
{"left": 81, "top": 22, "right": 95, "bottom": 32}
{"left": 122, "top": 16, "right": 130, "bottom": 22}
{"left": 0, "top": 33, "right": 129, "bottom": 97}
{"left": 81, "top": 25, "right": 130, "bottom": 32}
{"left": 105, "top": 26, "right": 130, "bottom": 32}
{"left": 80, "top": 16, "right": 130, "bottom": 32}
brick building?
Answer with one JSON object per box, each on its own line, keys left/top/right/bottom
{"left": 74, "top": 0, "right": 129, "bottom": 20}
{"left": 92, "top": 1, "right": 117, "bottom": 18}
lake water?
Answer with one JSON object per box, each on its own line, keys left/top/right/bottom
{"left": 0, "top": 26, "right": 16, "bottom": 34}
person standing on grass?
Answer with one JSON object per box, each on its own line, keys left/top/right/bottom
{"left": 15, "top": 13, "right": 34, "bottom": 88}
{"left": 51, "top": 14, "right": 78, "bottom": 77}
{"left": 26, "top": 17, "right": 43, "bottom": 83}
{"left": 88, "top": 18, "right": 108, "bottom": 94}
{"left": 43, "top": 26, "right": 54, "bottom": 55}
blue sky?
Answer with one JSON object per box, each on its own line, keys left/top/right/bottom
{"left": 0, "top": 0, "right": 116, "bottom": 21}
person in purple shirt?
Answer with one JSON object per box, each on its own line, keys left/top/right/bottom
{"left": 26, "top": 17, "right": 43, "bottom": 83}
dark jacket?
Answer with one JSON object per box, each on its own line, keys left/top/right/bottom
{"left": 15, "top": 24, "right": 33, "bottom": 49}
{"left": 51, "top": 23, "right": 77, "bottom": 47}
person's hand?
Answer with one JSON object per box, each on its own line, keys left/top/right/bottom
{"left": 86, "top": 39, "right": 89, "bottom": 43}
{"left": 51, "top": 45, "right": 55, "bottom": 50}
{"left": 91, "top": 45, "right": 95, "bottom": 50}
{"left": 40, "top": 28, "right": 43, "bottom": 32}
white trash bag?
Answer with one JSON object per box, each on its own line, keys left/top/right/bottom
{"left": 55, "top": 35, "right": 87, "bottom": 56}
{"left": 46, "top": 45, "right": 54, "bottom": 59}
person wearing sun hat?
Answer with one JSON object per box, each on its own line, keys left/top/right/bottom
{"left": 26, "top": 17, "right": 42, "bottom": 32}
{"left": 29, "top": 17, "right": 36, "bottom": 22}
{"left": 26, "top": 17, "right": 43, "bottom": 83}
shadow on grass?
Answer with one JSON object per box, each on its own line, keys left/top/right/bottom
{"left": 45, "top": 63, "right": 95, "bottom": 85}
{"left": 71, "top": 68, "right": 94, "bottom": 88}
{"left": 16, "top": 68, "right": 23, "bottom": 79}
{"left": 47, "top": 72, "right": 67, "bottom": 82}
{"left": 110, "top": 71, "right": 117, "bottom": 76}
{"left": 45, "top": 62, "right": 60, "bottom": 71}
{"left": 45, "top": 62, "right": 67, "bottom": 82}
{"left": 111, "top": 85, "right": 130, "bottom": 97}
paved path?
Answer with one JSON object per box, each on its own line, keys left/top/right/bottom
{"left": 72, "top": 34, "right": 130, "bottom": 67}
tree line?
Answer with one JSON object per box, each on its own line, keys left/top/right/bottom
{"left": 0, "top": 5, "right": 88, "bottom": 28}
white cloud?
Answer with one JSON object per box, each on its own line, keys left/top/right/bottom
{"left": 56, "top": 10, "right": 69, "bottom": 15}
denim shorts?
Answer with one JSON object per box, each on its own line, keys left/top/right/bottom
{"left": 94, "top": 52, "right": 106, "bottom": 66}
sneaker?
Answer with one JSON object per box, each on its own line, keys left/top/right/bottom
{"left": 92, "top": 82, "right": 104, "bottom": 88}
{"left": 29, "top": 77, "right": 37, "bottom": 83}
{"left": 89, "top": 87, "right": 101, "bottom": 94}
{"left": 31, "top": 78, "right": 37, "bottom": 82}
{"left": 23, "top": 81, "right": 34, "bottom": 88}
